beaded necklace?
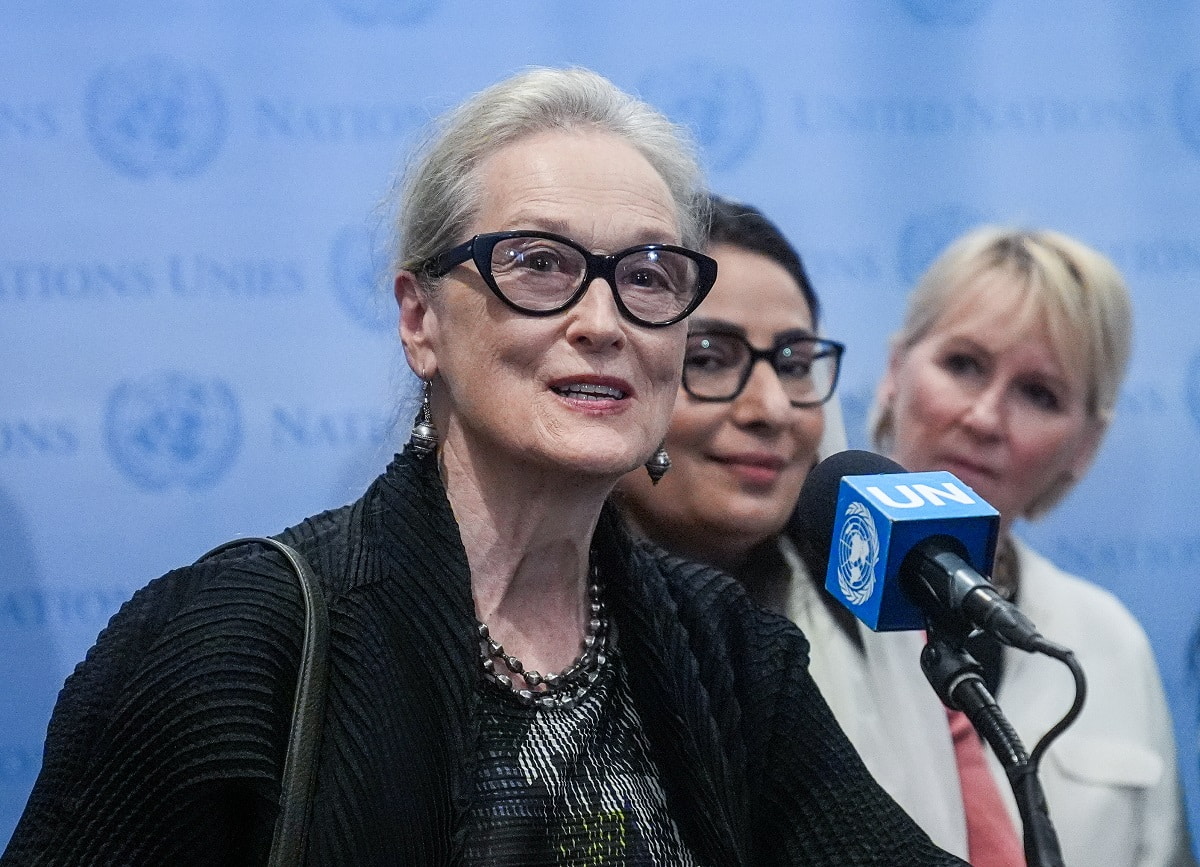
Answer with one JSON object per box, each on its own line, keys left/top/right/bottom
{"left": 477, "top": 563, "right": 609, "bottom": 711}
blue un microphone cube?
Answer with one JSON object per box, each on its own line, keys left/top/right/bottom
{"left": 825, "top": 471, "right": 1000, "bottom": 631}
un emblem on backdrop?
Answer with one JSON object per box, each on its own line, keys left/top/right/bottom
{"left": 896, "top": 205, "right": 983, "bottom": 285}
{"left": 1174, "top": 68, "right": 1200, "bottom": 158}
{"left": 104, "top": 372, "right": 242, "bottom": 491}
{"left": 639, "top": 63, "right": 763, "bottom": 173}
{"left": 330, "top": 224, "right": 394, "bottom": 332}
{"left": 897, "top": 0, "right": 992, "bottom": 25}
{"left": 1186, "top": 350, "right": 1200, "bottom": 435}
{"left": 329, "top": 0, "right": 437, "bottom": 27}
{"left": 85, "top": 56, "right": 226, "bottom": 179}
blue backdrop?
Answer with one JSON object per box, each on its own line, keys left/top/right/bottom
{"left": 3, "top": 0, "right": 1200, "bottom": 851}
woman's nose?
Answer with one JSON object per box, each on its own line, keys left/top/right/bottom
{"left": 732, "top": 359, "right": 793, "bottom": 428}
{"left": 565, "top": 277, "right": 626, "bottom": 350}
{"left": 961, "top": 380, "right": 1005, "bottom": 436}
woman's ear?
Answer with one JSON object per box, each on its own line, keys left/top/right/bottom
{"left": 395, "top": 271, "right": 438, "bottom": 379}
{"left": 865, "top": 341, "right": 906, "bottom": 453}
{"left": 1069, "top": 417, "right": 1107, "bottom": 481}
{"left": 875, "top": 341, "right": 904, "bottom": 410}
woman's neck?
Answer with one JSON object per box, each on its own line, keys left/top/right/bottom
{"left": 438, "top": 437, "right": 613, "bottom": 677}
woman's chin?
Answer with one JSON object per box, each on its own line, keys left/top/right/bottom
{"left": 704, "top": 504, "right": 790, "bottom": 548}
{"left": 525, "top": 441, "right": 650, "bottom": 485}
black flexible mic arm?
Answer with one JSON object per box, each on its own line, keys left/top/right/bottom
{"left": 920, "top": 629, "right": 1066, "bottom": 867}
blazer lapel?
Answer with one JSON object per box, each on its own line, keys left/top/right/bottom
{"left": 597, "top": 509, "right": 746, "bottom": 866}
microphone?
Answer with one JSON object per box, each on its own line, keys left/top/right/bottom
{"left": 794, "top": 451, "right": 1076, "bottom": 867}
{"left": 793, "top": 449, "right": 1047, "bottom": 653}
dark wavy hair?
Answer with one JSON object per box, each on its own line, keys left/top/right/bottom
{"left": 706, "top": 195, "right": 821, "bottom": 326}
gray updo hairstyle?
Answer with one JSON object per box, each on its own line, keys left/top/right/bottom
{"left": 394, "top": 66, "right": 710, "bottom": 277}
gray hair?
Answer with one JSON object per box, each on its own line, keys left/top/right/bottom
{"left": 393, "top": 67, "right": 709, "bottom": 276}
{"left": 870, "top": 226, "right": 1134, "bottom": 517}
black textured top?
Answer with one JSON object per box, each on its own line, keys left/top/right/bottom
{"left": 2, "top": 449, "right": 965, "bottom": 866}
{"left": 464, "top": 651, "right": 698, "bottom": 865}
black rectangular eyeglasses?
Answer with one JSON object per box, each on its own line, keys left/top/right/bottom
{"left": 682, "top": 330, "right": 846, "bottom": 407}
{"left": 413, "top": 230, "right": 717, "bottom": 328}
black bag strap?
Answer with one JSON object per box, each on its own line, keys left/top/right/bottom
{"left": 197, "top": 537, "right": 330, "bottom": 867}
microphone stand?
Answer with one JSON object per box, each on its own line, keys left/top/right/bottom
{"left": 921, "top": 620, "right": 1064, "bottom": 867}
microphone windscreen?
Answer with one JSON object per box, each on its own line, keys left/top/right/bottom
{"left": 792, "top": 450, "right": 906, "bottom": 577}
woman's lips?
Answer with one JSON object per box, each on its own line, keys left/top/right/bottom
{"left": 713, "top": 452, "right": 788, "bottom": 487}
{"left": 936, "top": 456, "right": 999, "bottom": 490}
{"left": 939, "top": 454, "right": 996, "bottom": 477}
{"left": 548, "top": 375, "right": 634, "bottom": 414}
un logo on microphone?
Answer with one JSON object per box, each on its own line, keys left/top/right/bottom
{"left": 104, "top": 372, "right": 242, "bottom": 491}
{"left": 896, "top": 205, "right": 983, "bottom": 285}
{"left": 837, "top": 501, "right": 881, "bottom": 605}
{"left": 329, "top": 224, "right": 394, "bottom": 332}
{"left": 328, "top": 0, "right": 438, "bottom": 26}
{"left": 1175, "top": 68, "right": 1200, "bottom": 159}
{"left": 639, "top": 63, "right": 763, "bottom": 172}
{"left": 897, "top": 0, "right": 992, "bottom": 25}
{"left": 85, "top": 56, "right": 226, "bottom": 179}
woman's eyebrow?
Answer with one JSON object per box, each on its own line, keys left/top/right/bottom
{"left": 688, "top": 321, "right": 820, "bottom": 344}
{"left": 687, "top": 318, "right": 745, "bottom": 337}
{"left": 774, "top": 327, "right": 819, "bottom": 342}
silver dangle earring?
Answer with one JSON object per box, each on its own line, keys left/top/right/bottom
{"left": 644, "top": 442, "right": 671, "bottom": 485}
{"left": 409, "top": 380, "right": 438, "bottom": 459}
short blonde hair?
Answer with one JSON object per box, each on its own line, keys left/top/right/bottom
{"left": 870, "top": 226, "right": 1133, "bottom": 516}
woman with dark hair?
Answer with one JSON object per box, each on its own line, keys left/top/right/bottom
{"left": 618, "top": 196, "right": 1011, "bottom": 863}
{"left": 2, "top": 74, "right": 962, "bottom": 866}
{"left": 617, "top": 196, "right": 834, "bottom": 597}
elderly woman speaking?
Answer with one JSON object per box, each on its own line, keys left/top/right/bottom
{"left": 2, "top": 69, "right": 961, "bottom": 866}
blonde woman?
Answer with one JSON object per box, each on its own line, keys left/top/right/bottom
{"left": 872, "top": 226, "right": 1194, "bottom": 867}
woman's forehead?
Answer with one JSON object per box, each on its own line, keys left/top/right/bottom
{"left": 929, "top": 271, "right": 1089, "bottom": 378}
{"left": 471, "top": 129, "right": 680, "bottom": 246}
{"left": 700, "top": 245, "right": 814, "bottom": 329}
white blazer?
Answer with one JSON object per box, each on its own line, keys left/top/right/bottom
{"left": 985, "top": 538, "right": 1195, "bottom": 867}
{"left": 781, "top": 539, "right": 971, "bottom": 861}
{"left": 782, "top": 534, "right": 1195, "bottom": 866}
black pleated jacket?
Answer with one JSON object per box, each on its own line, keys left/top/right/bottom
{"left": 2, "top": 449, "right": 963, "bottom": 866}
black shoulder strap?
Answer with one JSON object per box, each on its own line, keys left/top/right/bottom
{"left": 197, "top": 537, "right": 330, "bottom": 867}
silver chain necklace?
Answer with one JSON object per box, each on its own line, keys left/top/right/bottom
{"left": 477, "top": 563, "right": 609, "bottom": 711}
